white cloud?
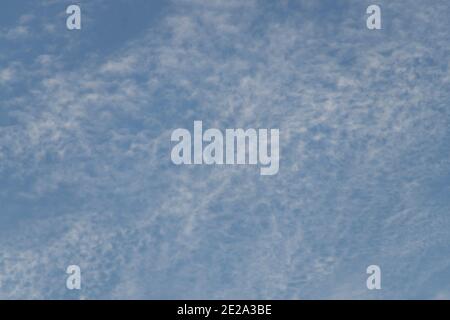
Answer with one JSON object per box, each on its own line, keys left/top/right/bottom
{"left": 0, "top": 0, "right": 449, "bottom": 299}
{"left": 3, "top": 25, "right": 29, "bottom": 39}
{"left": 0, "top": 68, "right": 14, "bottom": 83}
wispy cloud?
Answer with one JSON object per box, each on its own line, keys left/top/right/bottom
{"left": 0, "top": 0, "right": 449, "bottom": 299}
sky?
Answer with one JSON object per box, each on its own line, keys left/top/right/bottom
{"left": 0, "top": 0, "right": 449, "bottom": 299}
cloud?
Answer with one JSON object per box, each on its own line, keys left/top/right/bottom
{"left": 19, "top": 14, "right": 35, "bottom": 24}
{"left": 0, "top": 67, "right": 14, "bottom": 84}
{"left": 100, "top": 55, "right": 138, "bottom": 75}
{"left": 0, "top": 0, "right": 449, "bottom": 299}
{"left": 3, "top": 25, "right": 29, "bottom": 39}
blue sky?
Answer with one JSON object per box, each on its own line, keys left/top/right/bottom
{"left": 0, "top": 0, "right": 449, "bottom": 299}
